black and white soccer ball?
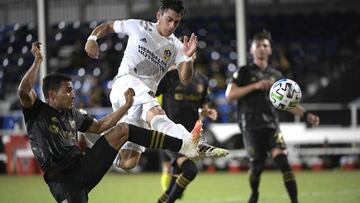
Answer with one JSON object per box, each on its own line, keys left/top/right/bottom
{"left": 269, "top": 78, "right": 302, "bottom": 110}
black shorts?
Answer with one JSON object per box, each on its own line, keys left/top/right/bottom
{"left": 46, "top": 136, "right": 118, "bottom": 202}
{"left": 242, "top": 128, "right": 286, "bottom": 161}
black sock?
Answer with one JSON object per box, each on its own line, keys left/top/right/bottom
{"left": 158, "top": 166, "right": 180, "bottom": 203}
{"left": 249, "top": 172, "right": 260, "bottom": 193}
{"left": 166, "top": 160, "right": 197, "bottom": 203}
{"left": 128, "top": 124, "right": 182, "bottom": 152}
{"left": 248, "top": 160, "right": 263, "bottom": 203}
{"left": 248, "top": 171, "right": 261, "bottom": 203}
{"left": 157, "top": 192, "right": 168, "bottom": 203}
{"left": 274, "top": 154, "right": 298, "bottom": 203}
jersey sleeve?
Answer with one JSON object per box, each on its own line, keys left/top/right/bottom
{"left": 230, "top": 66, "right": 246, "bottom": 87}
{"left": 113, "top": 19, "right": 139, "bottom": 35}
{"left": 74, "top": 109, "right": 94, "bottom": 133}
{"left": 21, "top": 98, "right": 43, "bottom": 123}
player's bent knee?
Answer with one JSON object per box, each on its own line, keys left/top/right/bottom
{"left": 181, "top": 159, "right": 198, "bottom": 180}
{"left": 273, "top": 154, "right": 291, "bottom": 172}
{"left": 147, "top": 106, "right": 166, "bottom": 123}
{"left": 104, "top": 122, "right": 129, "bottom": 150}
{"left": 184, "top": 163, "right": 198, "bottom": 179}
{"left": 117, "top": 149, "right": 141, "bottom": 170}
{"left": 150, "top": 105, "right": 166, "bottom": 115}
{"left": 117, "top": 160, "right": 137, "bottom": 170}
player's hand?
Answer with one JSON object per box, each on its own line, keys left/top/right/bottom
{"left": 31, "top": 42, "right": 43, "bottom": 62}
{"left": 85, "top": 39, "right": 99, "bottom": 59}
{"left": 306, "top": 112, "right": 320, "bottom": 127}
{"left": 253, "top": 79, "right": 273, "bottom": 90}
{"left": 182, "top": 33, "right": 198, "bottom": 59}
{"left": 202, "top": 106, "right": 218, "bottom": 121}
{"left": 124, "top": 88, "right": 135, "bottom": 108}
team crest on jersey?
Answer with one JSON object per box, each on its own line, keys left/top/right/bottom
{"left": 269, "top": 76, "right": 276, "bottom": 83}
{"left": 69, "top": 120, "right": 76, "bottom": 130}
{"left": 197, "top": 84, "right": 204, "bottom": 93}
{"left": 163, "top": 49, "right": 172, "bottom": 62}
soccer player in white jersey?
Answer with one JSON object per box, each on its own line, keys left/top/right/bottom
{"left": 85, "top": 0, "right": 229, "bottom": 170}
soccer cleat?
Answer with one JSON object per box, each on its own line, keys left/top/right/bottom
{"left": 196, "top": 142, "right": 230, "bottom": 160}
{"left": 178, "top": 120, "right": 203, "bottom": 159}
{"left": 191, "top": 119, "right": 203, "bottom": 145}
{"left": 190, "top": 120, "right": 229, "bottom": 161}
{"left": 248, "top": 192, "right": 259, "bottom": 203}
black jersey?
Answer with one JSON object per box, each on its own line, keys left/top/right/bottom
{"left": 230, "top": 63, "right": 283, "bottom": 131}
{"left": 22, "top": 98, "right": 93, "bottom": 178}
{"left": 157, "top": 70, "right": 209, "bottom": 131}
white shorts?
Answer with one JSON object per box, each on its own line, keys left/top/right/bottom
{"left": 110, "top": 74, "right": 159, "bottom": 153}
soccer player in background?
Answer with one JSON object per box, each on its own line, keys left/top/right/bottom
{"left": 18, "top": 42, "right": 201, "bottom": 203}
{"left": 225, "top": 31, "right": 320, "bottom": 203}
{"left": 85, "top": 0, "right": 229, "bottom": 171}
{"left": 156, "top": 53, "right": 218, "bottom": 203}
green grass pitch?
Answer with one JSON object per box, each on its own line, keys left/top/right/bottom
{"left": 1, "top": 170, "right": 360, "bottom": 203}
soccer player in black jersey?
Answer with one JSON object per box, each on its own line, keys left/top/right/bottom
{"left": 225, "top": 31, "right": 320, "bottom": 203}
{"left": 156, "top": 58, "right": 218, "bottom": 203}
{"left": 18, "top": 42, "right": 201, "bottom": 203}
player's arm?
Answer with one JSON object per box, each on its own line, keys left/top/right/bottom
{"left": 178, "top": 33, "right": 198, "bottom": 85}
{"left": 84, "top": 21, "right": 116, "bottom": 59}
{"left": 18, "top": 42, "right": 43, "bottom": 108}
{"left": 288, "top": 105, "right": 320, "bottom": 127}
{"left": 225, "top": 79, "right": 272, "bottom": 102}
{"left": 86, "top": 88, "right": 135, "bottom": 134}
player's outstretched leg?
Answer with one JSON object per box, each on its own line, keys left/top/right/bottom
{"left": 123, "top": 124, "right": 199, "bottom": 158}
{"left": 150, "top": 116, "right": 229, "bottom": 161}
{"left": 151, "top": 115, "right": 200, "bottom": 158}
{"left": 190, "top": 120, "right": 230, "bottom": 161}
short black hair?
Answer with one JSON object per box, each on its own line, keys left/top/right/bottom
{"left": 160, "top": 0, "right": 185, "bottom": 16}
{"left": 250, "top": 30, "right": 273, "bottom": 45}
{"left": 42, "top": 73, "right": 71, "bottom": 98}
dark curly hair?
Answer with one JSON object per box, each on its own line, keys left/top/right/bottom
{"left": 160, "top": 0, "right": 185, "bottom": 16}
{"left": 42, "top": 73, "right": 72, "bottom": 99}
{"left": 249, "top": 30, "right": 273, "bottom": 45}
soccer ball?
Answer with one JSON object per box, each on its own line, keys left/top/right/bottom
{"left": 269, "top": 78, "right": 302, "bottom": 110}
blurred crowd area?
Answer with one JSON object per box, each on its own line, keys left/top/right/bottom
{"left": 1, "top": 10, "right": 360, "bottom": 122}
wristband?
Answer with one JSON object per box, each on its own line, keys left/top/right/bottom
{"left": 183, "top": 55, "right": 192, "bottom": 62}
{"left": 87, "top": 35, "right": 98, "bottom": 41}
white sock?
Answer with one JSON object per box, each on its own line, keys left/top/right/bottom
{"left": 150, "top": 115, "right": 190, "bottom": 139}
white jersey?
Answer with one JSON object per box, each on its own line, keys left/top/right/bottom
{"left": 113, "top": 19, "right": 186, "bottom": 92}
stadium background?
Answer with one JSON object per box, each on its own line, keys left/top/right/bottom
{"left": 0, "top": 0, "right": 359, "bottom": 202}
